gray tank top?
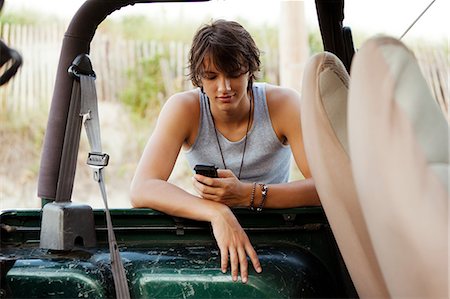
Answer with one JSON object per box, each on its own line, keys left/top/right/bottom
{"left": 184, "top": 82, "right": 291, "bottom": 184}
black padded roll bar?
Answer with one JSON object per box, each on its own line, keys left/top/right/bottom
{"left": 315, "top": 0, "right": 355, "bottom": 72}
{"left": 0, "top": 40, "right": 22, "bottom": 86}
{"left": 37, "top": 0, "right": 206, "bottom": 201}
{"left": 0, "top": 0, "right": 23, "bottom": 86}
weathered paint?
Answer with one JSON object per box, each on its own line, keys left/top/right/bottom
{"left": 1, "top": 207, "right": 357, "bottom": 298}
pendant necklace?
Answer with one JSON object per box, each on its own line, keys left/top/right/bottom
{"left": 207, "top": 90, "right": 253, "bottom": 180}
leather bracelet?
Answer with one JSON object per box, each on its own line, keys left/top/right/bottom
{"left": 249, "top": 182, "right": 257, "bottom": 211}
{"left": 257, "top": 183, "right": 268, "bottom": 212}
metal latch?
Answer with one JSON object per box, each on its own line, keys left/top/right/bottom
{"left": 173, "top": 217, "right": 185, "bottom": 236}
{"left": 282, "top": 213, "right": 297, "bottom": 226}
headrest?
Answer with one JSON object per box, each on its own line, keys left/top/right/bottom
{"left": 303, "top": 51, "right": 350, "bottom": 155}
{"left": 301, "top": 51, "right": 390, "bottom": 297}
{"left": 350, "top": 35, "right": 448, "bottom": 189}
{"left": 347, "top": 35, "right": 449, "bottom": 297}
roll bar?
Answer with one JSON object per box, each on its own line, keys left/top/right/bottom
{"left": 0, "top": 0, "right": 23, "bottom": 86}
{"left": 315, "top": 0, "right": 355, "bottom": 72}
{"left": 0, "top": 40, "right": 22, "bottom": 86}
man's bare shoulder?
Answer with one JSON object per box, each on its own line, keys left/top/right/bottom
{"left": 165, "top": 89, "right": 200, "bottom": 110}
{"left": 162, "top": 89, "right": 199, "bottom": 116}
{"left": 264, "top": 83, "right": 301, "bottom": 113}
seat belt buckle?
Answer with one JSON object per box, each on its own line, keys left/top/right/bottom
{"left": 87, "top": 152, "right": 109, "bottom": 167}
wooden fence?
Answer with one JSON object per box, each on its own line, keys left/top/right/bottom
{"left": 1, "top": 23, "right": 63, "bottom": 114}
{"left": 0, "top": 23, "right": 280, "bottom": 117}
{"left": 0, "top": 23, "right": 448, "bottom": 119}
{"left": 0, "top": 23, "right": 196, "bottom": 115}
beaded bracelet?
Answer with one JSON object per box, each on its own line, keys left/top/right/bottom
{"left": 257, "top": 183, "right": 268, "bottom": 212}
{"left": 249, "top": 182, "right": 257, "bottom": 211}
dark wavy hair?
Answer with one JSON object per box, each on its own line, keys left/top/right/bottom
{"left": 188, "top": 19, "right": 261, "bottom": 91}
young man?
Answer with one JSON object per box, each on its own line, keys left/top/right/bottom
{"left": 130, "top": 19, "right": 319, "bottom": 284}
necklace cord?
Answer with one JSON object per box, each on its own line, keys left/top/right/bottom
{"left": 207, "top": 89, "right": 253, "bottom": 180}
{"left": 237, "top": 89, "right": 253, "bottom": 179}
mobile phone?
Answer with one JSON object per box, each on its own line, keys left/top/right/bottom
{"left": 194, "top": 164, "right": 218, "bottom": 178}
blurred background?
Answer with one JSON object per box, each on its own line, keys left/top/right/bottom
{"left": 0, "top": 0, "right": 448, "bottom": 209}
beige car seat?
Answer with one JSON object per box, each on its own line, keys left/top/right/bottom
{"left": 348, "top": 35, "right": 449, "bottom": 298}
{"left": 301, "top": 51, "right": 389, "bottom": 297}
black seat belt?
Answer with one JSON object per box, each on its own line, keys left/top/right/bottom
{"left": 69, "top": 54, "right": 130, "bottom": 299}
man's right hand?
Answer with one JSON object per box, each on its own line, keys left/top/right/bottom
{"left": 210, "top": 206, "right": 262, "bottom": 283}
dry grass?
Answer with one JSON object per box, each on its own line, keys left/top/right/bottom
{"left": 0, "top": 109, "right": 46, "bottom": 209}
